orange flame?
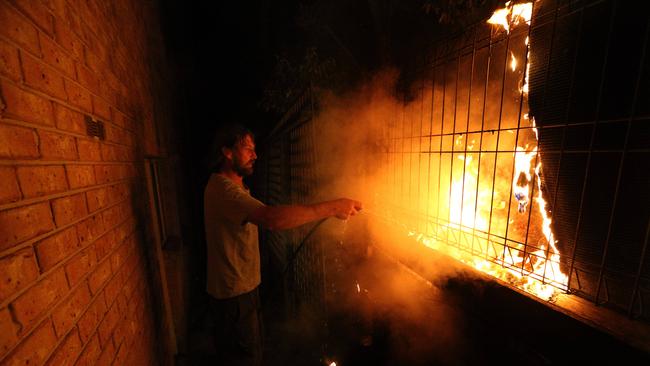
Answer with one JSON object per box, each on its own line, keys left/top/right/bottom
{"left": 487, "top": 1, "right": 533, "bottom": 33}
{"left": 395, "top": 1, "right": 568, "bottom": 301}
{"left": 510, "top": 52, "right": 518, "bottom": 71}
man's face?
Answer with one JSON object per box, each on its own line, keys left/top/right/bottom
{"left": 230, "top": 134, "right": 257, "bottom": 177}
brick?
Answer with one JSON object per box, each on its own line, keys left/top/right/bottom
{"left": 119, "top": 146, "right": 132, "bottom": 161}
{"left": 65, "top": 164, "right": 95, "bottom": 188}
{"left": 44, "top": 327, "right": 82, "bottom": 366}
{"left": 125, "top": 339, "right": 147, "bottom": 365}
{"left": 41, "top": 0, "right": 68, "bottom": 21}
{"left": 93, "top": 165, "right": 110, "bottom": 184}
{"left": 100, "top": 144, "right": 116, "bottom": 162}
{"left": 110, "top": 240, "right": 130, "bottom": 274}
{"left": 98, "top": 302, "right": 119, "bottom": 346}
{"left": 53, "top": 20, "right": 84, "bottom": 61}
{"left": 105, "top": 72, "right": 121, "bottom": 96}
{"left": 111, "top": 109, "right": 127, "bottom": 129}
{"left": 112, "top": 309, "right": 127, "bottom": 347}
{"left": 0, "top": 81, "right": 54, "bottom": 127}
{"left": 76, "top": 214, "right": 104, "bottom": 246}
{"left": 103, "top": 123, "right": 121, "bottom": 144}
{"left": 98, "top": 84, "right": 117, "bottom": 107}
{"left": 54, "top": 103, "right": 85, "bottom": 134}
{"left": 0, "top": 166, "right": 21, "bottom": 204}
{"left": 0, "top": 307, "right": 20, "bottom": 357}
{"left": 64, "top": 79, "right": 92, "bottom": 112}
{"left": 115, "top": 96, "right": 130, "bottom": 119}
{"left": 124, "top": 133, "right": 135, "bottom": 148}
{"left": 115, "top": 291, "right": 128, "bottom": 317}
{"left": 17, "top": 165, "right": 67, "bottom": 198}
{"left": 95, "top": 337, "right": 115, "bottom": 366}
{"left": 35, "top": 226, "right": 80, "bottom": 272}
{"left": 94, "top": 164, "right": 125, "bottom": 184}
{"left": 11, "top": 268, "right": 68, "bottom": 328}
{"left": 76, "top": 138, "right": 101, "bottom": 161}
{"left": 51, "top": 192, "right": 87, "bottom": 227}
{"left": 103, "top": 274, "right": 122, "bottom": 309}
{"left": 77, "top": 293, "right": 105, "bottom": 342}
{"left": 51, "top": 283, "right": 91, "bottom": 337}
{"left": 111, "top": 183, "right": 130, "bottom": 203}
{"left": 76, "top": 63, "right": 98, "bottom": 94}
{"left": 84, "top": 48, "right": 104, "bottom": 75}
{"left": 112, "top": 220, "right": 132, "bottom": 247}
{"left": 40, "top": 32, "right": 76, "bottom": 79}
{"left": 10, "top": 0, "right": 54, "bottom": 36}
{"left": 0, "top": 124, "right": 39, "bottom": 159}
{"left": 74, "top": 333, "right": 100, "bottom": 366}
{"left": 93, "top": 231, "right": 114, "bottom": 261}
{"left": 21, "top": 52, "right": 67, "bottom": 100}
{"left": 0, "top": 202, "right": 55, "bottom": 251}
{"left": 0, "top": 2, "right": 41, "bottom": 55}
{"left": 92, "top": 96, "right": 110, "bottom": 121}
{"left": 85, "top": 187, "right": 108, "bottom": 213}
{"left": 0, "top": 247, "right": 39, "bottom": 303}
{"left": 101, "top": 203, "right": 125, "bottom": 229}
{"left": 4, "top": 320, "right": 57, "bottom": 366}
{"left": 63, "top": 248, "right": 96, "bottom": 288}
{"left": 88, "top": 259, "right": 111, "bottom": 295}
{"left": 0, "top": 124, "right": 40, "bottom": 159}
{"left": 113, "top": 339, "right": 128, "bottom": 365}
{"left": 0, "top": 38, "right": 21, "bottom": 81}
{"left": 38, "top": 129, "right": 78, "bottom": 160}
{"left": 65, "top": 7, "right": 85, "bottom": 43}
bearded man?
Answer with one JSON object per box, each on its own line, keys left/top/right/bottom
{"left": 204, "top": 124, "right": 361, "bottom": 365}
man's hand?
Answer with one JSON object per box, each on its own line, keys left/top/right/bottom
{"left": 330, "top": 198, "right": 363, "bottom": 220}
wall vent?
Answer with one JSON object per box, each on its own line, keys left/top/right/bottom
{"left": 85, "top": 115, "right": 105, "bottom": 140}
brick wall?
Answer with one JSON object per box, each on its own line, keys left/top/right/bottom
{"left": 0, "top": 0, "right": 174, "bottom": 365}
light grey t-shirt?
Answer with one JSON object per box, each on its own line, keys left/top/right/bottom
{"left": 204, "top": 174, "right": 265, "bottom": 299}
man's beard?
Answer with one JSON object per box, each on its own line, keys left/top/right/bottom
{"left": 233, "top": 157, "right": 254, "bottom": 177}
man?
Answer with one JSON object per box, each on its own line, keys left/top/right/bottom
{"left": 204, "top": 124, "right": 362, "bottom": 365}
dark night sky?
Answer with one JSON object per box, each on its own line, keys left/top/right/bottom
{"left": 159, "top": 1, "right": 287, "bottom": 135}
{"left": 157, "top": 1, "right": 482, "bottom": 135}
{"left": 157, "top": 0, "right": 498, "bottom": 133}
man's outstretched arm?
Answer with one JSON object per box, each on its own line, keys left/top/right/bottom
{"left": 246, "top": 198, "right": 362, "bottom": 231}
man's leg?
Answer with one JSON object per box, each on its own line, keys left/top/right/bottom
{"left": 210, "top": 288, "right": 263, "bottom": 366}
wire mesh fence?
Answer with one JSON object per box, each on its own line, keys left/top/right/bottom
{"left": 260, "top": 0, "right": 650, "bottom": 332}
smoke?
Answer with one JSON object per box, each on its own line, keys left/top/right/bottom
{"left": 297, "top": 69, "right": 482, "bottom": 364}
{"left": 271, "top": 3, "right": 571, "bottom": 363}
{"left": 300, "top": 46, "right": 550, "bottom": 359}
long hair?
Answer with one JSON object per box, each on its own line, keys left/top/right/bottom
{"left": 205, "top": 124, "right": 254, "bottom": 174}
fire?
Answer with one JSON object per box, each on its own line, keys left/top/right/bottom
{"left": 487, "top": 1, "right": 533, "bottom": 33}
{"left": 385, "top": 1, "right": 568, "bottom": 301}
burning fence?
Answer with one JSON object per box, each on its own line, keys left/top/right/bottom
{"left": 261, "top": 0, "right": 650, "bottom": 356}
{"left": 374, "top": 1, "right": 569, "bottom": 301}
